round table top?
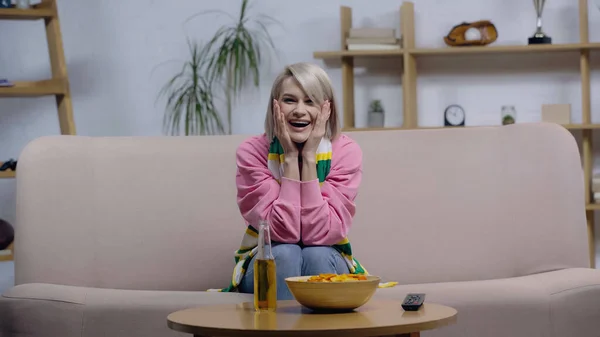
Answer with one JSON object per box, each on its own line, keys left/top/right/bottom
{"left": 167, "top": 299, "right": 457, "bottom": 337}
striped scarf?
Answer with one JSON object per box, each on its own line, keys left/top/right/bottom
{"left": 209, "top": 136, "right": 367, "bottom": 293}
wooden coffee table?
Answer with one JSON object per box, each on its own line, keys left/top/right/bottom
{"left": 167, "top": 299, "right": 457, "bottom": 337}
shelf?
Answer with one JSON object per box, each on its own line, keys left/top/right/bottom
{"left": 0, "top": 243, "right": 14, "bottom": 262}
{"left": 0, "top": 6, "right": 53, "bottom": 20}
{"left": 314, "top": 49, "right": 403, "bottom": 58}
{"left": 343, "top": 123, "right": 600, "bottom": 132}
{"left": 586, "top": 204, "right": 600, "bottom": 211}
{"left": 0, "top": 79, "right": 67, "bottom": 97}
{"left": 317, "top": 0, "right": 599, "bottom": 267}
{"left": 562, "top": 124, "right": 600, "bottom": 130}
{"left": 314, "top": 50, "right": 404, "bottom": 59}
{"left": 0, "top": 171, "right": 15, "bottom": 179}
{"left": 410, "top": 42, "right": 600, "bottom": 56}
{"left": 313, "top": 43, "right": 600, "bottom": 59}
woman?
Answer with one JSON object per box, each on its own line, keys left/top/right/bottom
{"left": 217, "top": 62, "right": 365, "bottom": 300}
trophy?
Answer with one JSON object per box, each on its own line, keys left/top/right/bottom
{"left": 528, "top": 0, "right": 552, "bottom": 44}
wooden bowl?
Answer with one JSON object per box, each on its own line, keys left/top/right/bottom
{"left": 285, "top": 275, "right": 381, "bottom": 311}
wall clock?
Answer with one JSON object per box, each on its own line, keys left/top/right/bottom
{"left": 444, "top": 104, "right": 465, "bottom": 127}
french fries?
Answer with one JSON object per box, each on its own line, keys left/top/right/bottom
{"left": 305, "top": 273, "right": 368, "bottom": 282}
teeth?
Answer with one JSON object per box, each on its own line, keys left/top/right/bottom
{"left": 290, "top": 121, "right": 309, "bottom": 126}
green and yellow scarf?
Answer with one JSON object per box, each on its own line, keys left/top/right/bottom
{"left": 209, "top": 136, "right": 367, "bottom": 293}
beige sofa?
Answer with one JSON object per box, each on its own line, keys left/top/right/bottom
{"left": 1, "top": 122, "right": 599, "bottom": 337}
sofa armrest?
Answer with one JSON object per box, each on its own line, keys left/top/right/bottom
{"left": 0, "top": 283, "right": 252, "bottom": 337}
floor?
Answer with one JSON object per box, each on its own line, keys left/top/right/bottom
{"left": 0, "top": 261, "right": 14, "bottom": 293}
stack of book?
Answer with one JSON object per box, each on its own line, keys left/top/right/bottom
{"left": 594, "top": 175, "right": 600, "bottom": 202}
{"left": 346, "top": 28, "right": 402, "bottom": 51}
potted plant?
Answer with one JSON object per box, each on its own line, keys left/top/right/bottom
{"left": 501, "top": 105, "right": 516, "bottom": 125}
{"left": 159, "top": 0, "right": 279, "bottom": 135}
{"left": 158, "top": 40, "right": 224, "bottom": 136}
{"left": 368, "top": 99, "right": 385, "bottom": 127}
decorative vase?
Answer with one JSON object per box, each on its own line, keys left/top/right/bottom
{"left": 501, "top": 105, "right": 516, "bottom": 125}
{"left": 368, "top": 100, "right": 385, "bottom": 128}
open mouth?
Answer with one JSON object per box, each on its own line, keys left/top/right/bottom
{"left": 289, "top": 120, "right": 311, "bottom": 128}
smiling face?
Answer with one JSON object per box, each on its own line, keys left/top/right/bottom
{"left": 265, "top": 62, "right": 341, "bottom": 142}
{"left": 277, "top": 77, "right": 323, "bottom": 144}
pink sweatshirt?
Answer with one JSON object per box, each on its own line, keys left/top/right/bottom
{"left": 235, "top": 133, "right": 363, "bottom": 246}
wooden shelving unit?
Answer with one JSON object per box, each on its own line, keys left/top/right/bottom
{"left": 0, "top": 79, "right": 67, "bottom": 97}
{"left": 0, "top": 0, "right": 75, "bottom": 179}
{"left": 0, "top": 165, "right": 15, "bottom": 179}
{"left": 0, "top": 243, "right": 14, "bottom": 262}
{"left": 0, "top": 6, "right": 53, "bottom": 20}
{"left": 0, "top": 0, "right": 75, "bottom": 260}
{"left": 314, "top": 0, "right": 598, "bottom": 267}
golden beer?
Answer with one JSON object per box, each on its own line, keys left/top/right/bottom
{"left": 254, "top": 258, "right": 277, "bottom": 311}
{"left": 254, "top": 220, "right": 277, "bottom": 311}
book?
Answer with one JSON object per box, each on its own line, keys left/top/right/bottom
{"left": 347, "top": 44, "right": 401, "bottom": 51}
{"left": 347, "top": 37, "right": 399, "bottom": 44}
{"left": 349, "top": 28, "right": 396, "bottom": 38}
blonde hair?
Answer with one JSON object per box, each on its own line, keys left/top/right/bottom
{"left": 264, "top": 62, "right": 341, "bottom": 141}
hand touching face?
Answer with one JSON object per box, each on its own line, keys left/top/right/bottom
{"left": 273, "top": 99, "right": 298, "bottom": 155}
{"left": 301, "top": 100, "right": 331, "bottom": 156}
{"left": 276, "top": 77, "right": 325, "bottom": 144}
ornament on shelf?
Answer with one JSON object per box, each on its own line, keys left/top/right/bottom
{"left": 444, "top": 20, "right": 498, "bottom": 47}
{"left": 15, "top": 0, "right": 31, "bottom": 9}
{"left": 368, "top": 100, "right": 384, "bottom": 128}
{"left": 0, "top": 159, "right": 16, "bottom": 171}
{"left": 444, "top": 104, "right": 465, "bottom": 127}
{"left": 501, "top": 105, "right": 516, "bottom": 125}
{"left": 0, "top": 218, "right": 14, "bottom": 251}
{"left": 528, "top": 0, "right": 551, "bottom": 44}
{"left": 541, "top": 104, "right": 571, "bottom": 124}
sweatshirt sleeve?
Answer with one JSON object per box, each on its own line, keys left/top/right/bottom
{"left": 300, "top": 136, "right": 363, "bottom": 246}
{"left": 235, "top": 139, "right": 301, "bottom": 243}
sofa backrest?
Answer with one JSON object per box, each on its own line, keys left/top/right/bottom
{"left": 13, "top": 123, "right": 589, "bottom": 291}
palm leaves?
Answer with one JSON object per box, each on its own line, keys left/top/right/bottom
{"left": 159, "top": 40, "right": 224, "bottom": 136}
{"left": 159, "top": 0, "right": 279, "bottom": 136}
{"left": 200, "top": 0, "right": 279, "bottom": 134}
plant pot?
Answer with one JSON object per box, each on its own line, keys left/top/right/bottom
{"left": 501, "top": 105, "right": 516, "bottom": 125}
{"left": 368, "top": 111, "right": 384, "bottom": 128}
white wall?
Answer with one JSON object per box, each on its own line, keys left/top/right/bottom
{"left": 2, "top": 0, "right": 600, "bottom": 261}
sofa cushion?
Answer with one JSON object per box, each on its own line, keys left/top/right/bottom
{"left": 372, "top": 268, "right": 600, "bottom": 337}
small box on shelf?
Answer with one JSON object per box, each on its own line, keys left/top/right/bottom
{"left": 542, "top": 104, "right": 571, "bottom": 125}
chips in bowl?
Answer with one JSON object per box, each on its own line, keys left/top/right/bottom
{"left": 306, "top": 273, "right": 368, "bottom": 282}
{"left": 285, "top": 273, "right": 381, "bottom": 311}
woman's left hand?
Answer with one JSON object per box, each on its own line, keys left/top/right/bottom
{"left": 302, "top": 100, "right": 331, "bottom": 158}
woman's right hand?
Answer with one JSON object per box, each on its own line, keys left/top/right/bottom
{"left": 273, "top": 99, "right": 298, "bottom": 156}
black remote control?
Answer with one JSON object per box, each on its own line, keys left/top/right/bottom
{"left": 401, "top": 293, "right": 425, "bottom": 311}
